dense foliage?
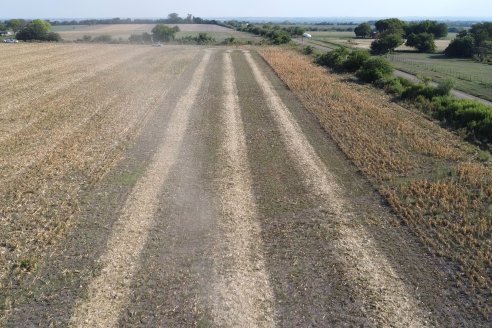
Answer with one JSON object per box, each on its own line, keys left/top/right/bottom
{"left": 445, "top": 35, "right": 476, "bottom": 57}
{"left": 431, "top": 97, "right": 492, "bottom": 141}
{"left": 445, "top": 22, "right": 492, "bottom": 61}
{"left": 406, "top": 33, "right": 436, "bottom": 53}
{"left": 405, "top": 20, "right": 448, "bottom": 38}
{"left": 356, "top": 57, "right": 394, "bottom": 82}
{"left": 16, "top": 20, "right": 61, "bottom": 41}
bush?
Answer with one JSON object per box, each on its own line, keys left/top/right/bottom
{"left": 435, "top": 79, "right": 455, "bottom": 96}
{"left": 93, "top": 35, "right": 112, "bottom": 43}
{"left": 316, "top": 47, "right": 349, "bottom": 69}
{"left": 401, "top": 79, "right": 454, "bottom": 100}
{"left": 343, "top": 49, "right": 370, "bottom": 72}
{"left": 356, "top": 57, "right": 393, "bottom": 82}
{"left": 370, "top": 33, "right": 404, "bottom": 54}
{"left": 376, "top": 77, "right": 409, "bottom": 95}
{"left": 431, "top": 96, "right": 492, "bottom": 141}
{"left": 302, "top": 46, "right": 314, "bottom": 55}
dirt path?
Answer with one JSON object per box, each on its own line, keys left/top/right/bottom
{"left": 3, "top": 47, "right": 489, "bottom": 327}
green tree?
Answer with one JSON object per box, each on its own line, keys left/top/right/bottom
{"left": 7, "top": 19, "right": 25, "bottom": 33}
{"left": 445, "top": 35, "right": 475, "bottom": 57}
{"left": 375, "top": 18, "right": 406, "bottom": 37}
{"left": 406, "top": 33, "right": 436, "bottom": 53}
{"left": 370, "top": 33, "right": 403, "bottom": 54}
{"left": 469, "top": 22, "right": 492, "bottom": 47}
{"left": 16, "top": 20, "right": 60, "bottom": 41}
{"left": 405, "top": 20, "right": 448, "bottom": 39}
{"left": 354, "top": 23, "right": 372, "bottom": 38}
{"left": 152, "top": 24, "right": 179, "bottom": 42}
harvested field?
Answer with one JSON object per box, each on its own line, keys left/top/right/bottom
{"left": 53, "top": 24, "right": 259, "bottom": 42}
{"left": 260, "top": 47, "right": 492, "bottom": 317}
{"left": 0, "top": 44, "right": 489, "bottom": 327}
{"left": 0, "top": 43, "right": 199, "bottom": 316}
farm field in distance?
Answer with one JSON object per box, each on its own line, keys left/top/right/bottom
{"left": 0, "top": 39, "right": 490, "bottom": 327}
{"left": 53, "top": 23, "right": 260, "bottom": 42}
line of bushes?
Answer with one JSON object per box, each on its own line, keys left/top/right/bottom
{"left": 314, "top": 47, "right": 492, "bottom": 144}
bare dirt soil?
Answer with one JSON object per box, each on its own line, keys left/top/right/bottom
{"left": 0, "top": 44, "right": 489, "bottom": 327}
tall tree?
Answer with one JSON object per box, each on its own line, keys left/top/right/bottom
{"left": 406, "top": 33, "right": 436, "bottom": 53}
{"left": 354, "top": 23, "right": 372, "bottom": 38}
{"left": 375, "top": 18, "right": 406, "bottom": 37}
{"left": 371, "top": 33, "right": 404, "bottom": 54}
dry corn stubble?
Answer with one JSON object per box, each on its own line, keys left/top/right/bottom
{"left": 260, "top": 48, "right": 492, "bottom": 317}
{"left": 0, "top": 44, "right": 199, "bottom": 317}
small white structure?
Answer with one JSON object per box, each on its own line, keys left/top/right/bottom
{"left": 3, "top": 38, "right": 18, "bottom": 43}
{"left": 303, "top": 33, "right": 312, "bottom": 39}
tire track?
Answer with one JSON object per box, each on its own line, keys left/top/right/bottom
{"left": 69, "top": 50, "right": 212, "bottom": 328}
{"left": 211, "top": 50, "right": 275, "bottom": 327}
{"left": 244, "top": 51, "right": 431, "bottom": 327}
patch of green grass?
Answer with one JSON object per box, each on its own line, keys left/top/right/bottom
{"left": 118, "top": 166, "right": 145, "bottom": 186}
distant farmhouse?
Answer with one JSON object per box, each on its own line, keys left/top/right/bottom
{"left": 0, "top": 31, "right": 13, "bottom": 36}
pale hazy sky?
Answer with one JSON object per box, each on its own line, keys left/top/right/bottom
{"left": 1, "top": 0, "right": 491, "bottom": 19}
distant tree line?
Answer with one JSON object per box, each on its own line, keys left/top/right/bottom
{"left": 47, "top": 13, "right": 222, "bottom": 26}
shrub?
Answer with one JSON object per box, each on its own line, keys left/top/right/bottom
{"left": 401, "top": 83, "right": 436, "bottom": 100}
{"left": 435, "top": 79, "right": 455, "bottom": 97}
{"left": 401, "top": 79, "right": 454, "bottom": 100}
{"left": 316, "top": 47, "right": 349, "bottom": 69}
{"left": 343, "top": 49, "right": 370, "bottom": 72}
{"left": 93, "top": 35, "right": 112, "bottom": 43}
{"left": 431, "top": 96, "right": 492, "bottom": 141}
{"left": 378, "top": 77, "right": 408, "bottom": 95}
{"left": 356, "top": 57, "right": 393, "bottom": 82}
{"left": 302, "top": 46, "right": 314, "bottom": 55}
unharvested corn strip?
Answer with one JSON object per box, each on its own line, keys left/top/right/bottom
{"left": 244, "top": 51, "right": 429, "bottom": 327}
{"left": 69, "top": 51, "right": 212, "bottom": 328}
